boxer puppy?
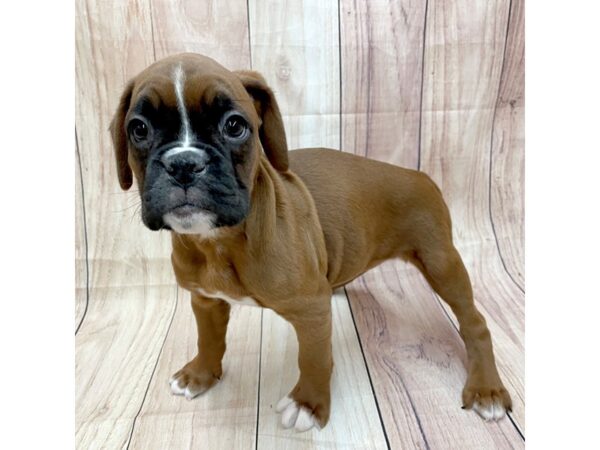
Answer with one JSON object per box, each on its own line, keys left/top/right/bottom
{"left": 110, "top": 53, "right": 512, "bottom": 431}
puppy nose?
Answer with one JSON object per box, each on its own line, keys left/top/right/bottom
{"left": 162, "top": 149, "right": 206, "bottom": 186}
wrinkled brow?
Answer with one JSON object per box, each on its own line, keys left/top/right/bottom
{"left": 132, "top": 87, "right": 168, "bottom": 111}
{"left": 130, "top": 95, "right": 157, "bottom": 116}
{"left": 207, "top": 90, "right": 255, "bottom": 120}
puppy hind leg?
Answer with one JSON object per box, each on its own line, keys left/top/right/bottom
{"left": 412, "top": 244, "right": 512, "bottom": 421}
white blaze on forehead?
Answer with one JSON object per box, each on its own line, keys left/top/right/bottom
{"left": 173, "top": 64, "right": 192, "bottom": 146}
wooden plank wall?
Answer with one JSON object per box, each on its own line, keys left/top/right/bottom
{"left": 76, "top": 0, "right": 524, "bottom": 448}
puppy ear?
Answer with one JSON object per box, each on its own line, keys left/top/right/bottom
{"left": 109, "top": 80, "right": 134, "bottom": 190}
{"left": 235, "top": 70, "right": 289, "bottom": 172}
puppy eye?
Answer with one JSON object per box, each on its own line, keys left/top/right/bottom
{"left": 222, "top": 114, "right": 248, "bottom": 140}
{"left": 128, "top": 118, "right": 151, "bottom": 144}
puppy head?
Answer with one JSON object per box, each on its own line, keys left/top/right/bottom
{"left": 110, "top": 53, "right": 288, "bottom": 235}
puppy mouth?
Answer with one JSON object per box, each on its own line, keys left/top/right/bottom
{"left": 162, "top": 203, "right": 217, "bottom": 235}
{"left": 169, "top": 203, "right": 204, "bottom": 218}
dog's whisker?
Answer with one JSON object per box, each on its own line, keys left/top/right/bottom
{"left": 129, "top": 205, "right": 142, "bottom": 223}
{"left": 109, "top": 190, "right": 140, "bottom": 196}
{"left": 111, "top": 202, "right": 142, "bottom": 214}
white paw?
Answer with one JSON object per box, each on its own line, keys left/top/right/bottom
{"left": 275, "top": 395, "right": 319, "bottom": 432}
{"left": 169, "top": 376, "right": 203, "bottom": 400}
{"left": 472, "top": 400, "right": 506, "bottom": 421}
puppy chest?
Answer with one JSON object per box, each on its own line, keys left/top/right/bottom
{"left": 171, "top": 237, "right": 264, "bottom": 306}
{"left": 194, "top": 286, "right": 260, "bottom": 307}
{"left": 174, "top": 263, "right": 259, "bottom": 307}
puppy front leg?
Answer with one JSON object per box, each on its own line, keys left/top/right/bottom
{"left": 170, "top": 293, "right": 230, "bottom": 399}
{"left": 275, "top": 295, "right": 333, "bottom": 432}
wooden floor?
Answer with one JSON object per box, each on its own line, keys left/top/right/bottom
{"left": 75, "top": 0, "right": 524, "bottom": 448}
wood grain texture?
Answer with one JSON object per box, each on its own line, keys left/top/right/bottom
{"left": 257, "top": 291, "right": 387, "bottom": 450}
{"left": 419, "top": 0, "right": 525, "bottom": 430}
{"left": 75, "top": 142, "right": 88, "bottom": 332}
{"left": 75, "top": 0, "right": 170, "bottom": 266}
{"left": 340, "top": 0, "right": 426, "bottom": 168}
{"left": 150, "top": 0, "right": 251, "bottom": 69}
{"left": 490, "top": 0, "right": 525, "bottom": 289}
{"left": 75, "top": 283, "right": 177, "bottom": 449}
{"left": 248, "top": 0, "right": 340, "bottom": 150}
